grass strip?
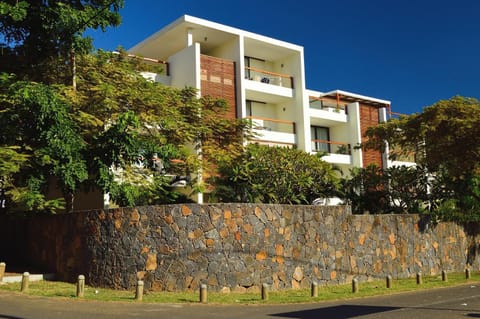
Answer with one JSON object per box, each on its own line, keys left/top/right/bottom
{"left": 0, "top": 272, "right": 478, "bottom": 304}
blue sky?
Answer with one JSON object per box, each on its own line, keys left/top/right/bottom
{"left": 88, "top": 0, "right": 480, "bottom": 115}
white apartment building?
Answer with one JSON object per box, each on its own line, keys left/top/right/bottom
{"left": 130, "top": 15, "right": 413, "bottom": 178}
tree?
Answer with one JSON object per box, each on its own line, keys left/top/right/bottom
{"left": 211, "top": 144, "right": 341, "bottom": 204}
{"left": 0, "top": 74, "right": 87, "bottom": 213}
{"left": 0, "top": 146, "right": 29, "bottom": 213}
{"left": 0, "top": 0, "right": 124, "bottom": 84}
{"left": 365, "top": 96, "right": 480, "bottom": 221}
{"left": 65, "top": 51, "right": 249, "bottom": 206}
{"left": 343, "top": 165, "right": 430, "bottom": 214}
{"left": 1, "top": 49, "right": 250, "bottom": 212}
{"left": 60, "top": 51, "right": 249, "bottom": 207}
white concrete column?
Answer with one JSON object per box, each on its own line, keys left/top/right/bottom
{"left": 301, "top": 91, "right": 312, "bottom": 153}
{"left": 348, "top": 102, "right": 363, "bottom": 168}
{"left": 103, "top": 193, "right": 110, "bottom": 209}
{"left": 379, "top": 107, "right": 390, "bottom": 169}
{"left": 186, "top": 28, "right": 194, "bottom": 47}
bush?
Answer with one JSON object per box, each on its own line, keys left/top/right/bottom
{"left": 211, "top": 144, "right": 341, "bottom": 204}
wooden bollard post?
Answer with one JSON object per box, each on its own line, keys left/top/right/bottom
{"left": 21, "top": 272, "right": 29, "bottom": 292}
{"left": 311, "top": 282, "right": 318, "bottom": 298}
{"left": 199, "top": 284, "right": 207, "bottom": 303}
{"left": 261, "top": 283, "right": 269, "bottom": 301}
{"left": 466, "top": 268, "right": 471, "bottom": 279}
{"left": 352, "top": 278, "right": 358, "bottom": 293}
{"left": 442, "top": 270, "right": 448, "bottom": 282}
{"left": 0, "top": 262, "right": 5, "bottom": 282}
{"left": 386, "top": 275, "right": 392, "bottom": 288}
{"left": 135, "top": 280, "right": 144, "bottom": 301}
{"left": 416, "top": 272, "right": 422, "bottom": 285}
{"left": 76, "top": 275, "right": 85, "bottom": 298}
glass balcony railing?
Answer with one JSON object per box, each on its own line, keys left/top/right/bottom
{"left": 247, "top": 116, "right": 296, "bottom": 134}
{"left": 245, "top": 67, "right": 294, "bottom": 89}
{"left": 311, "top": 140, "right": 351, "bottom": 155}
{"left": 388, "top": 111, "right": 406, "bottom": 120}
{"left": 309, "top": 97, "right": 347, "bottom": 114}
{"left": 113, "top": 51, "right": 170, "bottom": 76}
{"left": 389, "top": 145, "right": 416, "bottom": 163}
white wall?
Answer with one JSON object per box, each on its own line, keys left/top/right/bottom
{"left": 168, "top": 43, "right": 200, "bottom": 90}
{"left": 238, "top": 35, "right": 247, "bottom": 119}
{"left": 330, "top": 124, "right": 350, "bottom": 148}
{"left": 346, "top": 102, "right": 363, "bottom": 168}
{"left": 291, "top": 51, "right": 310, "bottom": 152}
{"left": 167, "top": 43, "right": 203, "bottom": 203}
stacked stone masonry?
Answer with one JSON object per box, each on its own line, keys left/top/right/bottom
{"left": 1, "top": 204, "right": 479, "bottom": 292}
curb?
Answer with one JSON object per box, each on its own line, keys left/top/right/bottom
{"left": 1, "top": 273, "right": 56, "bottom": 284}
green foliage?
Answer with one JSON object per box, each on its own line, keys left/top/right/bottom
{"left": 0, "top": 146, "right": 28, "bottom": 179}
{"left": 0, "top": 75, "right": 87, "bottom": 212}
{"left": 0, "top": 0, "right": 124, "bottom": 83}
{"left": 0, "top": 1, "right": 29, "bottom": 21}
{"left": 109, "top": 175, "right": 192, "bottom": 208}
{"left": 0, "top": 146, "right": 29, "bottom": 213}
{"left": 343, "top": 165, "right": 430, "bottom": 214}
{"left": 66, "top": 51, "right": 249, "bottom": 205}
{"left": 366, "top": 96, "right": 480, "bottom": 178}
{"left": 362, "top": 96, "right": 480, "bottom": 221}
{"left": 0, "top": 4, "right": 248, "bottom": 211}
{"left": 212, "top": 144, "right": 340, "bottom": 204}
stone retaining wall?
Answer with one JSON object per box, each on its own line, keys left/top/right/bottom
{"left": 0, "top": 204, "right": 479, "bottom": 292}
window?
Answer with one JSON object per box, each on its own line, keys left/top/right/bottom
{"left": 311, "top": 126, "right": 330, "bottom": 153}
{"left": 244, "top": 56, "right": 265, "bottom": 80}
{"left": 246, "top": 100, "right": 252, "bottom": 116}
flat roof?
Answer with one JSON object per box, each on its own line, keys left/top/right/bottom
{"left": 129, "top": 15, "right": 303, "bottom": 61}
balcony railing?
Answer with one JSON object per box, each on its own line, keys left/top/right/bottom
{"left": 309, "top": 97, "right": 347, "bottom": 114}
{"left": 247, "top": 116, "right": 296, "bottom": 134}
{"left": 389, "top": 145, "right": 416, "bottom": 163}
{"left": 113, "top": 51, "right": 170, "bottom": 76}
{"left": 245, "top": 67, "right": 294, "bottom": 89}
{"left": 311, "top": 140, "right": 351, "bottom": 155}
{"left": 387, "top": 111, "right": 406, "bottom": 120}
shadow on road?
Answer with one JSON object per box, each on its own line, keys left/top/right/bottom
{"left": 0, "top": 315, "right": 26, "bottom": 319}
{"left": 270, "top": 305, "right": 400, "bottom": 319}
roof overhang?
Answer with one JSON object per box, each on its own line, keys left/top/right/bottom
{"left": 129, "top": 15, "right": 303, "bottom": 61}
{"left": 318, "top": 90, "right": 390, "bottom": 108}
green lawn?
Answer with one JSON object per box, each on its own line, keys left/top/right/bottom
{"left": 0, "top": 272, "right": 478, "bottom": 304}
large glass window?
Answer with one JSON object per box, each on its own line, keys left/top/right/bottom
{"left": 311, "top": 126, "right": 330, "bottom": 153}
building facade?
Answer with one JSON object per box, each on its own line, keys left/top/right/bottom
{"left": 130, "top": 15, "right": 413, "bottom": 182}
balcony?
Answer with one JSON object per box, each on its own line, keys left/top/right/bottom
{"left": 247, "top": 116, "right": 296, "bottom": 147}
{"left": 387, "top": 145, "right": 417, "bottom": 167}
{"left": 309, "top": 97, "right": 348, "bottom": 125}
{"left": 245, "top": 67, "right": 293, "bottom": 88}
{"left": 133, "top": 55, "right": 170, "bottom": 85}
{"left": 310, "top": 97, "right": 346, "bottom": 113}
{"left": 244, "top": 67, "right": 294, "bottom": 103}
{"left": 311, "top": 140, "right": 352, "bottom": 165}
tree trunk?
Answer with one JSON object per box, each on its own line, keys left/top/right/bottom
{"left": 70, "top": 48, "right": 76, "bottom": 91}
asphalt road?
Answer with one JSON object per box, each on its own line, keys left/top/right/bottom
{"left": 1, "top": 284, "right": 480, "bottom": 319}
